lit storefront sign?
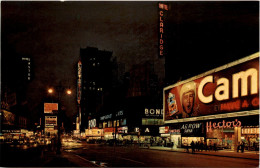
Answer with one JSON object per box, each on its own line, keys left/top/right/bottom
{"left": 145, "top": 128, "right": 150, "bottom": 133}
{"left": 158, "top": 3, "right": 168, "bottom": 58}
{"left": 135, "top": 127, "right": 140, "bottom": 133}
{"left": 100, "top": 114, "right": 112, "bottom": 120}
{"left": 159, "top": 126, "right": 169, "bottom": 134}
{"left": 85, "top": 129, "right": 102, "bottom": 136}
{"left": 45, "top": 116, "right": 57, "bottom": 127}
{"left": 206, "top": 119, "right": 241, "bottom": 132}
{"left": 116, "top": 110, "right": 124, "bottom": 117}
{"left": 164, "top": 53, "right": 259, "bottom": 123}
{"left": 169, "top": 129, "right": 181, "bottom": 134}
{"left": 181, "top": 123, "right": 203, "bottom": 134}
{"left": 242, "top": 127, "right": 259, "bottom": 134}
{"left": 145, "top": 108, "right": 163, "bottom": 117}
{"left": 117, "top": 126, "right": 128, "bottom": 134}
{"left": 44, "top": 103, "right": 58, "bottom": 113}
{"left": 45, "top": 127, "right": 57, "bottom": 135}
{"left": 88, "top": 119, "right": 96, "bottom": 128}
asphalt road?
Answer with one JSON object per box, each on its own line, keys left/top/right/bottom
{"left": 63, "top": 142, "right": 259, "bottom": 167}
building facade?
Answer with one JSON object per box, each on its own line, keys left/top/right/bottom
{"left": 77, "top": 47, "right": 115, "bottom": 133}
{"left": 163, "top": 52, "right": 259, "bottom": 150}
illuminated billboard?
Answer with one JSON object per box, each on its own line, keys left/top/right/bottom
{"left": 44, "top": 103, "right": 58, "bottom": 113}
{"left": 45, "top": 116, "right": 57, "bottom": 127}
{"left": 77, "top": 60, "right": 82, "bottom": 104}
{"left": 163, "top": 53, "right": 259, "bottom": 123}
{"left": 158, "top": 3, "right": 169, "bottom": 58}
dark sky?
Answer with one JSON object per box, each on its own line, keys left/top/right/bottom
{"left": 2, "top": 1, "right": 259, "bottom": 124}
{"left": 2, "top": 1, "right": 161, "bottom": 120}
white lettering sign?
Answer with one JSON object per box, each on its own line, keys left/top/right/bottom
{"left": 198, "top": 68, "right": 258, "bottom": 104}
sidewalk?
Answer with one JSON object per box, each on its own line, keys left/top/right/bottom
{"left": 141, "top": 146, "right": 259, "bottom": 160}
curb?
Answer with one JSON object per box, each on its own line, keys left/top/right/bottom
{"left": 141, "top": 147, "right": 260, "bottom": 161}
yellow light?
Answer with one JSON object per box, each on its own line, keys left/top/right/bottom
{"left": 66, "top": 89, "right": 72, "bottom": 95}
{"left": 48, "top": 88, "right": 54, "bottom": 94}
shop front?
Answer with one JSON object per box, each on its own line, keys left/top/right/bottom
{"left": 169, "top": 128, "right": 181, "bottom": 148}
{"left": 205, "top": 116, "right": 259, "bottom": 150}
{"left": 180, "top": 122, "right": 205, "bottom": 147}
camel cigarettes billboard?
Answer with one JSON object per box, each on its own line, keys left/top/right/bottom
{"left": 163, "top": 52, "right": 259, "bottom": 123}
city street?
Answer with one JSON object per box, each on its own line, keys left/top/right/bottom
{"left": 1, "top": 139, "right": 259, "bottom": 167}
{"left": 63, "top": 141, "right": 259, "bottom": 167}
{"left": 2, "top": 2, "right": 259, "bottom": 168}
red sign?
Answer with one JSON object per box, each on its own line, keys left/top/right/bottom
{"left": 206, "top": 119, "right": 241, "bottom": 132}
{"left": 164, "top": 54, "right": 259, "bottom": 122}
{"left": 103, "top": 128, "right": 115, "bottom": 133}
{"left": 158, "top": 3, "right": 168, "bottom": 58}
{"left": 44, "top": 103, "right": 58, "bottom": 113}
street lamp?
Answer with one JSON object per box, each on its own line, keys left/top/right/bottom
{"left": 47, "top": 85, "right": 72, "bottom": 154}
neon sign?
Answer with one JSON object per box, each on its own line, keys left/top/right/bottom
{"left": 206, "top": 119, "right": 241, "bottom": 132}
{"left": 158, "top": 3, "right": 168, "bottom": 58}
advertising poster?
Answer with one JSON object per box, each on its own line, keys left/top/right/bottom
{"left": 44, "top": 103, "right": 58, "bottom": 113}
{"left": 164, "top": 55, "right": 259, "bottom": 122}
{"left": 45, "top": 116, "right": 57, "bottom": 126}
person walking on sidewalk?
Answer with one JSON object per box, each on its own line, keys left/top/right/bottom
{"left": 185, "top": 143, "right": 189, "bottom": 153}
{"left": 191, "top": 141, "right": 195, "bottom": 154}
{"left": 204, "top": 141, "right": 208, "bottom": 151}
{"left": 237, "top": 142, "right": 241, "bottom": 152}
{"left": 213, "top": 142, "right": 217, "bottom": 152}
{"left": 241, "top": 142, "right": 245, "bottom": 153}
{"left": 199, "top": 141, "right": 204, "bottom": 152}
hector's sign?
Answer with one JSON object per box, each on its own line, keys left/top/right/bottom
{"left": 206, "top": 119, "right": 241, "bottom": 132}
{"left": 164, "top": 53, "right": 259, "bottom": 122}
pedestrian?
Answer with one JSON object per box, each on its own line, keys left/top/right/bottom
{"left": 150, "top": 137, "right": 153, "bottom": 147}
{"left": 200, "top": 141, "right": 204, "bottom": 152}
{"left": 209, "top": 141, "right": 212, "bottom": 151}
{"left": 184, "top": 142, "right": 189, "bottom": 153}
{"left": 237, "top": 142, "right": 241, "bottom": 153}
{"left": 204, "top": 141, "right": 208, "bottom": 151}
{"left": 191, "top": 140, "right": 195, "bottom": 154}
{"left": 213, "top": 143, "right": 217, "bottom": 152}
{"left": 241, "top": 142, "right": 245, "bottom": 153}
{"left": 195, "top": 141, "right": 199, "bottom": 151}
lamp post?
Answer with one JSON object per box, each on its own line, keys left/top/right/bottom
{"left": 47, "top": 85, "right": 72, "bottom": 154}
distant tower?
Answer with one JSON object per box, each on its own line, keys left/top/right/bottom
{"left": 78, "top": 47, "right": 114, "bottom": 132}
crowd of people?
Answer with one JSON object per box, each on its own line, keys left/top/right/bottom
{"left": 189, "top": 140, "right": 218, "bottom": 153}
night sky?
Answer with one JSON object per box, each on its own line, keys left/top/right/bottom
{"left": 1, "top": 1, "right": 259, "bottom": 125}
{"left": 2, "top": 1, "right": 160, "bottom": 121}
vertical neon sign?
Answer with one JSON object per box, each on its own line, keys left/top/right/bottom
{"left": 158, "top": 3, "right": 168, "bottom": 58}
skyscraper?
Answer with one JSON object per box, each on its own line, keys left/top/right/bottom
{"left": 78, "top": 47, "right": 115, "bottom": 132}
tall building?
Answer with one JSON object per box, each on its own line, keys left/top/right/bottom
{"left": 1, "top": 50, "right": 32, "bottom": 135}
{"left": 77, "top": 47, "right": 115, "bottom": 132}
